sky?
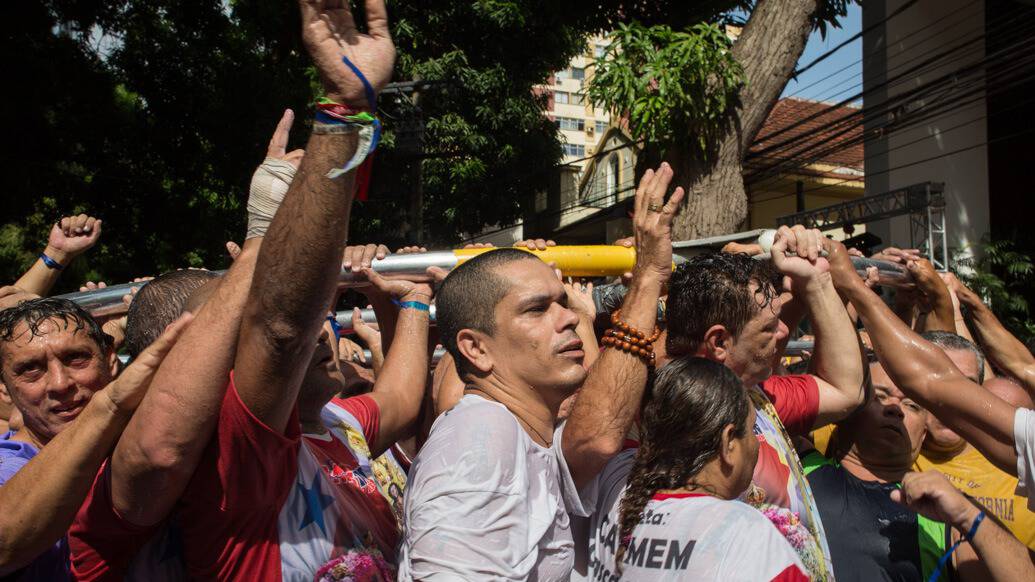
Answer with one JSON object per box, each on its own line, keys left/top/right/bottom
{"left": 781, "top": 2, "right": 863, "bottom": 104}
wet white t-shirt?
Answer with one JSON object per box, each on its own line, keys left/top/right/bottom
{"left": 1015, "top": 407, "right": 1035, "bottom": 510}
{"left": 581, "top": 450, "right": 809, "bottom": 582}
{"left": 398, "top": 395, "right": 588, "bottom": 581}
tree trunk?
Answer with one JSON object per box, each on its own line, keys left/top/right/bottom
{"left": 670, "top": 0, "right": 819, "bottom": 241}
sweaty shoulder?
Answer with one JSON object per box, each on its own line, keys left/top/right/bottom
{"left": 414, "top": 396, "right": 528, "bottom": 490}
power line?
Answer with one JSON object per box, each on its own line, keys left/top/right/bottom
{"left": 746, "top": 45, "right": 1035, "bottom": 190}
{"left": 791, "top": 0, "right": 920, "bottom": 78}
{"left": 788, "top": 0, "right": 983, "bottom": 101}
{"left": 747, "top": 12, "right": 1035, "bottom": 180}
{"left": 751, "top": 120, "right": 1035, "bottom": 206}
{"left": 754, "top": 0, "right": 1029, "bottom": 151}
{"left": 745, "top": 22, "right": 1035, "bottom": 191}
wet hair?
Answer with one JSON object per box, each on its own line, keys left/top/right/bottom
{"left": 436, "top": 248, "right": 541, "bottom": 379}
{"left": 124, "top": 270, "right": 219, "bottom": 358}
{"left": 0, "top": 298, "right": 111, "bottom": 377}
{"left": 665, "top": 252, "right": 779, "bottom": 356}
{"left": 920, "top": 331, "right": 985, "bottom": 384}
{"left": 614, "top": 357, "right": 750, "bottom": 569}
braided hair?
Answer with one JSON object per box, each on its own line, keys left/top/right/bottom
{"left": 613, "top": 356, "right": 751, "bottom": 570}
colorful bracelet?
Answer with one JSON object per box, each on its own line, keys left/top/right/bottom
{"left": 315, "top": 56, "right": 383, "bottom": 180}
{"left": 39, "top": 252, "right": 64, "bottom": 270}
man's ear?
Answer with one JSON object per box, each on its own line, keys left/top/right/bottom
{"left": 456, "top": 329, "right": 494, "bottom": 374}
{"left": 702, "top": 325, "right": 731, "bottom": 363}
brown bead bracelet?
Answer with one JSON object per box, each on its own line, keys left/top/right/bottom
{"left": 602, "top": 309, "right": 661, "bottom": 366}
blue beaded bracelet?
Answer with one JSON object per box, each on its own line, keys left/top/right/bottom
{"left": 39, "top": 252, "right": 64, "bottom": 270}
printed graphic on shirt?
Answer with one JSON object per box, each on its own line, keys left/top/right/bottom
{"left": 742, "top": 387, "right": 833, "bottom": 581}
{"left": 331, "top": 420, "right": 407, "bottom": 522}
{"left": 915, "top": 445, "right": 1035, "bottom": 549}
{"left": 587, "top": 493, "right": 807, "bottom": 582}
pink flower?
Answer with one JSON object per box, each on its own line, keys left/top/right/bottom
{"left": 314, "top": 548, "right": 395, "bottom": 582}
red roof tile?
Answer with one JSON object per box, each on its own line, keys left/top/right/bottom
{"left": 749, "top": 97, "right": 864, "bottom": 170}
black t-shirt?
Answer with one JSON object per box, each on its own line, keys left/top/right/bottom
{"left": 802, "top": 452, "right": 952, "bottom": 582}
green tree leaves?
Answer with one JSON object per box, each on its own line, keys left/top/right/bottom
{"left": 588, "top": 22, "right": 743, "bottom": 156}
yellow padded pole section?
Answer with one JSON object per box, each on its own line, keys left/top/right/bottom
{"left": 453, "top": 245, "right": 638, "bottom": 277}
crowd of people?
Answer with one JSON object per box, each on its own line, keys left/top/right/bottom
{"left": 2, "top": 1, "right": 1034, "bottom": 580}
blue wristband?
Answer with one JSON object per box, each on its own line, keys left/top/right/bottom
{"left": 926, "top": 510, "right": 986, "bottom": 582}
{"left": 39, "top": 252, "right": 64, "bottom": 270}
{"left": 964, "top": 510, "right": 985, "bottom": 541}
{"left": 392, "top": 299, "right": 430, "bottom": 312}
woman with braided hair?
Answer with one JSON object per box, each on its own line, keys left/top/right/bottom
{"left": 581, "top": 357, "right": 808, "bottom": 581}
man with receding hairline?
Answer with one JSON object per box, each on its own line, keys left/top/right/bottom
{"left": 124, "top": 270, "right": 219, "bottom": 358}
{"left": 400, "top": 163, "right": 686, "bottom": 580}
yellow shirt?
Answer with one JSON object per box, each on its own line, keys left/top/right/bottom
{"left": 809, "top": 426, "right": 1035, "bottom": 548}
{"left": 811, "top": 424, "right": 835, "bottom": 456}
{"left": 915, "top": 447, "right": 1035, "bottom": 550}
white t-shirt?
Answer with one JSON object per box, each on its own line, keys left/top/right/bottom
{"left": 581, "top": 450, "right": 809, "bottom": 582}
{"left": 398, "top": 395, "right": 588, "bottom": 581}
{"left": 1015, "top": 407, "right": 1035, "bottom": 510}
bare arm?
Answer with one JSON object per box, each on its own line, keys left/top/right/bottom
{"left": 833, "top": 259, "right": 1019, "bottom": 474}
{"left": 15, "top": 215, "right": 102, "bottom": 297}
{"left": 773, "top": 229, "right": 865, "bottom": 427}
{"left": 908, "top": 259, "right": 957, "bottom": 334}
{"left": 110, "top": 243, "right": 259, "bottom": 525}
{"left": 358, "top": 269, "right": 431, "bottom": 457}
{"left": 956, "top": 280, "right": 1035, "bottom": 395}
{"left": 234, "top": 0, "right": 395, "bottom": 433}
{"left": 564, "top": 164, "right": 685, "bottom": 490}
{"left": 0, "top": 316, "right": 189, "bottom": 572}
{"left": 938, "top": 272, "right": 978, "bottom": 344}
{"left": 892, "top": 471, "right": 1034, "bottom": 582}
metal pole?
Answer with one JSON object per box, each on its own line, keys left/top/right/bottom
{"left": 61, "top": 240, "right": 911, "bottom": 318}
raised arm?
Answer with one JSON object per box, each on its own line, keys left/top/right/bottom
{"left": 109, "top": 244, "right": 259, "bottom": 525}
{"left": 908, "top": 259, "right": 957, "bottom": 334}
{"left": 233, "top": 0, "right": 395, "bottom": 433}
{"left": 107, "top": 107, "right": 306, "bottom": 526}
{"left": 891, "top": 470, "right": 1034, "bottom": 582}
{"left": 0, "top": 316, "right": 189, "bottom": 573}
{"left": 15, "top": 214, "right": 102, "bottom": 297}
{"left": 954, "top": 278, "right": 1035, "bottom": 396}
{"left": 771, "top": 227, "right": 865, "bottom": 427}
{"left": 356, "top": 268, "right": 431, "bottom": 457}
{"left": 831, "top": 249, "right": 1019, "bottom": 474}
{"left": 938, "top": 272, "right": 979, "bottom": 343}
{"left": 563, "top": 163, "right": 685, "bottom": 490}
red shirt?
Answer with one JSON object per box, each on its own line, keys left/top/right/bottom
{"left": 70, "top": 375, "right": 403, "bottom": 581}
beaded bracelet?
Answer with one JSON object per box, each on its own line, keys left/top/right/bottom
{"left": 601, "top": 309, "right": 661, "bottom": 366}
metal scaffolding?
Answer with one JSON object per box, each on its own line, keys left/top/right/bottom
{"left": 777, "top": 182, "right": 948, "bottom": 268}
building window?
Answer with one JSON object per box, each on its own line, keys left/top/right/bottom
{"left": 555, "top": 91, "right": 570, "bottom": 104}
{"left": 594, "top": 45, "right": 606, "bottom": 59}
{"left": 595, "top": 120, "right": 607, "bottom": 134}
{"left": 556, "top": 67, "right": 586, "bottom": 82}
{"left": 562, "top": 143, "right": 586, "bottom": 158}
{"left": 556, "top": 117, "right": 585, "bottom": 131}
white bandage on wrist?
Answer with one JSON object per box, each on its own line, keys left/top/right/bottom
{"left": 246, "top": 158, "right": 298, "bottom": 239}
